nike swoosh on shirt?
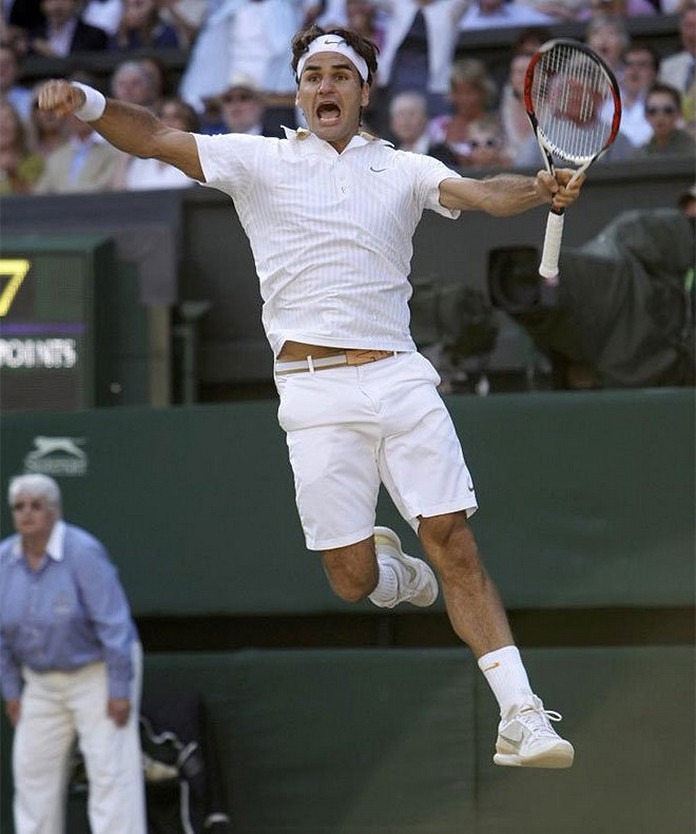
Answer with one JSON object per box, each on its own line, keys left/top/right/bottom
{"left": 369, "top": 166, "right": 387, "bottom": 173}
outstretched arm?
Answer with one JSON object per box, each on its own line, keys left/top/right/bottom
{"left": 37, "top": 80, "right": 205, "bottom": 182}
{"left": 439, "top": 170, "right": 585, "bottom": 217}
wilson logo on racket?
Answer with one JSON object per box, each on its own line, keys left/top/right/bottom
{"left": 523, "top": 38, "right": 622, "bottom": 282}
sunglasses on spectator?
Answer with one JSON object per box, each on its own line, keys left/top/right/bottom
{"left": 11, "top": 500, "right": 46, "bottom": 512}
{"left": 222, "top": 92, "right": 255, "bottom": 103}
{"left": 646, "top": 104, "right": 678, "bottom": 116}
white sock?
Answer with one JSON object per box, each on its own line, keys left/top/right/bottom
{"left": 367, "top": 559, "right": 399, "bottom": 608}
{"left": 478, "top": 645, "right": 534, "bottom": 718}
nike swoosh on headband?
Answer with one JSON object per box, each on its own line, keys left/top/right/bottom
{"left": 296, "top": 35, "right": 369, "bottom": 83}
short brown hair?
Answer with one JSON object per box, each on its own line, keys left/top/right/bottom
{"left": 291, "top": 25, "right": 379, "bottom": 86}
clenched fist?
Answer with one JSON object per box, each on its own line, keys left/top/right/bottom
{"left": 37, "top": 80, "right": 86, "bottom": 117}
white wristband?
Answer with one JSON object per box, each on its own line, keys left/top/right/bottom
{"left": 72, "top": 82, "right": 106, "bottom": 122}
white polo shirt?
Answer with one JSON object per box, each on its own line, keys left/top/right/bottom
{"left": 194, "top": 128, "right": 461, "bottom": 356}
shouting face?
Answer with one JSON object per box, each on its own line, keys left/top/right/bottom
{"left": 295, "top": 51, "right": 369, "bottom": 153}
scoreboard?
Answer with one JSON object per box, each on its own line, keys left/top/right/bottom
{"left": 0, "top": 236, "right": 115, "bottom": 412}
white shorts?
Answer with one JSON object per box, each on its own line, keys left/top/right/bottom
{"left": 274, "top": 351, "right": 478, "bottom": 551}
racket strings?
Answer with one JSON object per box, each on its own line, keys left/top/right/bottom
{"left": 532, "top": 45, "right": 615, "bottom": 162}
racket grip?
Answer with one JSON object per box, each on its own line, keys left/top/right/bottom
{"left": 539, "top": 209, "right": 565, "bottom": 282}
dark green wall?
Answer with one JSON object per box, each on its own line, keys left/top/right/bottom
{"left": 1, "top": 391, "right": 693, "bottom": 834}
{"left": 1, "top": 390, "right": 693, "bottom": 615}
{"left": 3, "top": 647, "right": 692, "bottom": 834}
{"left": 139, "top": 646, "right": 694, "bottom": 834}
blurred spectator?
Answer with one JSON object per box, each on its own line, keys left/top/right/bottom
{"left": 513, "top": 112, "right": 637, "bottom": 166}
{"left": 511, "top": 25, "right": 552, "bottom": 56}
{"left": 459, "top": 0, "right": 556, "bottom": 30}
{"left": 157, "top": 92, "right": 200, "bottom": 131}
{"left": 347, "top": 0, "right": 384, "bottom": 46}
{"left": 516, "top": 0, "right": 589, "bottom": 22}
{"left": 428, "top": 57, "right": 498, "bottom": 169}
{"left": 82, "top": 0, "right": 124, "bottom": 35}
{"left": 110, "top": 57, "right": 160, "bottom": 108}
{"left": 585, "top": 0, "right": 657, "bottom": 17}
{"left": 617, "top": 42, "right": 658, "bottom": 146}
{"left": 27, "top": 0, "right": 109, "bottom": 57}
{"left": 303, "top": 0, "right": 326, "bottom": 23}
{"left": 518, "top": 0, "right": 656, "bottom": 21}
{"left": 319, "top": 0, "right": 385, "bottom": 45}
{"left": 659, "top": 1, "right": 696, "bottom": 131}
{"left": 5, "top": 0, "right": 45, "bottom": 38}
{"left": 678, "top": 183, "right": 696, "bottom": 219}
{"left": 217, "top": 72, "right": 268, "bottom": 135}
{"left": 35, "top": 114, "right": 123, "bottom": 192}
{"left": 376, "top": 0, "right": 469, "bottom": 123}
{"left": 467, "top": 113, "right": 512, "bottom": 169}
{"left": 29, "top": 86, "right": 70, "bottom": 157}
{"left": 499, "top": 52, "right": 534, "bottom": 161}
{"left": 636, "top": 82, "right": 696, "bottom": 155}
{"left": 387, "top": 90, "right": 432, "bottom": 152}
{"left": 0, "top": 17, "right": 30, "bottom": 55}
{"left": 139, "top": 52, "right": 175, "bottom": 97}
{"left": 110, "top": 0, "right": 182, "bottom": 50}
{"left": 179, "top": 0, "right": 304, "bottom": 114}
{"left": 0, "top": 100, "right": 44, "bottom": 193}
{"left": 660, "top": 0, "right": 696, "bottom": 94}
{"left": 197, "top": 94, "right": 227, "bottom": 134}
{"left": 0, "top": 43, "right": 32, "bottom": 123}
{"left": 111, "top": 95, "right": 199, "bottom": 188}
{"left": 585, "top": 14, "right": 629, "bottom": 80}
{"left": 157, "top": 0, "right": 210, "bottom": 47}
{"left": 306, "top": 0, "right": 344, "bottom": 24}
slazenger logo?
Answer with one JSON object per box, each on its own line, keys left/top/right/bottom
{"left": 23, "top": 436, "right": 88, "bottom": 477}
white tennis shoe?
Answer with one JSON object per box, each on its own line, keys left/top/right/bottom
{"left": 373, "top": 526, "right": 439, "bottom": 607}
{"left": 494, "top": 696, "right": 575, "bottom": 769}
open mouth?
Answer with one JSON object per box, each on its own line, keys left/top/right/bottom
{"left": 316, "top": 102, "right": 341, "bottom": 124}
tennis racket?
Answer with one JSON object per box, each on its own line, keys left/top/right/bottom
{"left": 524, "top": 39, "right": 622, "bottom": 283}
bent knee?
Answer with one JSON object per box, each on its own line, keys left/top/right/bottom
{"left": 418, "top": 513, "right": 482, "bottom": 573}
{"left": 419, "top": 511, "right": 473, "bottom": 549}
{"left": 329, "top": 579, "right": 371, "bottom": 603}
{"left": 321, "top": 541, "right": 378, "bottom": 603}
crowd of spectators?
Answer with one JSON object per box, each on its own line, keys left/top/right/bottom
{"left": 1, "top": 0, "right": 694, "bottom": 195}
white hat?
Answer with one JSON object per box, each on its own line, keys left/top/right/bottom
{"left": 224, "top": 73, "right": 262, "bottom": 95}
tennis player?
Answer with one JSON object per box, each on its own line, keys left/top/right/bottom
{"left": 38, "top": 25, "right": 583, "bottom": 769}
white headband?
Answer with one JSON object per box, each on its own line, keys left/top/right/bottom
{"left": 296, "top": 35, "right": 369, "bottom": 83}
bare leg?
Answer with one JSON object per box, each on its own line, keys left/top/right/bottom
{"left": 321, "top": 537, "right": 378, "bottom": 603}
{"left": 418, "top": 510, "right": 514, "bottom": 659}
{"left": 321, "top": 515, "right": 573, "bottom": 768}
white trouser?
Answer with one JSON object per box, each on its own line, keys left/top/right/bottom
{"left": 13, "top": 643, "right": 146, "bottom": 834}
